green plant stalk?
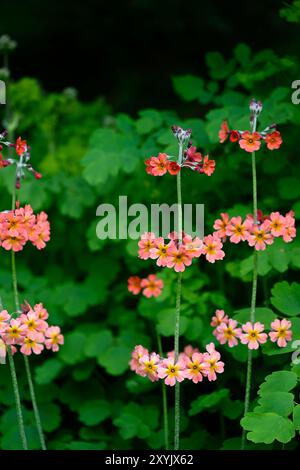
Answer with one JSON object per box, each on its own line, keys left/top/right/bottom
{"left": 174, "top": 144, "right": 183, "bottom": 450}
{"left": 10, "top": 191, "right": 47, "bottom": 450}
{"left": 241, "top": 148, "right": 258, "bottom": 450}
{"left": 7, "top": 347, "right": 28, "bottom": 449}
{"left": 157, "top": 333, "right": 169, "bottom": 450}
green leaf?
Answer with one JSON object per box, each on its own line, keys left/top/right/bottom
{"left": 172, "top": 75, "right": 204, "bottom": 102}
{"left": 278, "top": 177, "right": 300, "bottom": 200}
{"left": 35, "top": 358, "right": 63, "bottom": 385}
{"left": 79, "top": 399, "right": 111, "bottom": 426}
{"left": 293, "top": 405, "right": 300, "bottom": 431}
{"left": 241, "top": 412, "right": 295, "bottom": 444}
{"left": 271, "top": 281, "right": 300, "bottom": 316}
{"left": 98, "top": 345, "right": 131, "bottom": 376}
{"left": 256, "top": 392, "right": 294, "bottom": 417}
{"left": 67, "top": 441, "right": 107, "bottom": 450}
{"left": 39, "top": 403, "right": 61, "bottom": 432}
{"left": 59, "top": 331, "right": 87, "bottom": 365}
{"left": 267, "top": 239, "right": 290, "bottom": 272}
{"left": 233, "top": 308, "right": 276, "bottom": 325}
{"left": 189, "top": 389, "right": 230, "bottom": 416}
{"left": 258, "top": 371, "right": 298, "bottom": 394}
{"left": 135, "top": 109, "right": 163, "bottom": 135}
{"left": 157, "top": 309, "right": 188, "bottom": 337}
{"left": 84, "top": 330, "right": 113, "bottom": 358}
{"left": 113, "top": 403, "right": 159, "bottom": 440}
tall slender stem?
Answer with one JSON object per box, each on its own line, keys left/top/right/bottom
{"left": 241, "top": 134, "right": 258, "bottom": 449}
{"left": 157, "top": 333, "right": 169, "bottom": 450}
{"left": 174, "top": 145, "right": 183, "bottom": 450}
{"left": 10, "top": 192, "right": 47, "bottom": 450}
{"left": 7, "top": 347, "right": 28, "bottom": 449}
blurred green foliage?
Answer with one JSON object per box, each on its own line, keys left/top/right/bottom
{"left": 0, "top": 10, "right": 300, "bottom": 450}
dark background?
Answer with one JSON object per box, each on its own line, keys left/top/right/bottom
{"left": 0, "top": 0, "right": 297, "bottom": 112}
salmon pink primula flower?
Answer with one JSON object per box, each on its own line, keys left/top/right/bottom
{"left": 269, "top": 319, "right": 292, "bottom": 348}
{"left": 240, "top": 322, "right": 268, "bottom": 349}
{"left": 239, "top": 131, "right": 261, "bottom": 152}
{"left": 141, "top": 274, "right": 164, "bottom": 298}
{"left": 157, "top": 358, "right": 185, "bottom": 386}
{"left": 203, "top": 343, "right": 224, "bottom": 381}
{"left": 201, "top": 234, "right": 225, "bottom": 263}
{"left": 216, "top": 319, "right": 242, "bottom": 348}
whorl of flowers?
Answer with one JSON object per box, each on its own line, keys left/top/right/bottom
{"left": 211, "top": 309, "right": 292, "bottom": 350}
{"left": 0, "top": 204, "right": 50, "bottom": 252}
{"left": 0, "top": 302, "right": 64, "bottom": 362}
{"left": 130, "top": 343, "right": 224, "bottom": 386}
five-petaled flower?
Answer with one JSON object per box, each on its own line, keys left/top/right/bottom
{"left": 240, "top": 322, "right": 268, "bottom": 349}
{"left": 269, "top": 319, "right": 292, "bottom": 348}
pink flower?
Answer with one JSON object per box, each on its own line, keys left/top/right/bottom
{"left": 157, "top": 358, "right": 185, "bottom": 386}
{"left": 141, "top": 274, "right": 164, "bottom": 298}
{"left": 245, "top": 220, "right": 274, "bottom": 250}
{"left": 0, "top": 309, "right": 11, "bottom": 332}
{"left": 33, "top": 303, "right": 49, "bottom": 321}
{"left": 45, "top": 326, "right": 64, "bottom": 352}
{"left": 216, "top": 319, "right": 241, "bottom": 347}
{"left": 268, "top": 212, "right": 285, "bottom": 237}
{"left": 4, "top": 319, "right": 28, "bottom": 345}
{"left": 226, "top": 216, "right": 248, "bottom": 243}
{"left": 219, "top": 121, "right": 230, "bottom": 144}
{"left": 2, "top": 233, "right": 27, "bottom": 252}
{"left": 239, "top": 131, "right": 261, "bottom": 152}
{"left": 203, "top": 343, "right": 224, "bottom": 381}
{"left": 282, "top": 212, "right": 296, "bottom": 243}
{"left": 269, "top": 319, "right": 292, "bottom": 348}
{"left": 201, "top": 234, "right": 225, "bottom": 263}
{"left": 138, "top": 232, "right": 157, "bottom": 260}
{"left": 182, "top": 235, "right": 203, "bottom": 259}
{"left": 128, "top": 276, "right": 142, "bottom": 295}
{"left": 179, "top": 345, "right": 200, "bottom": 364}
{"left": 213, "top": 213, "right": 230, "bottom": 240}
{"left": 129, "top": 345, "right": 149, "bottom": 373}
{"left": 20, "top": 332, "right": 44, "bottom": 356}
{"left": 149, "top": 237, "right": 170, "bottom": 267}
{"left": 183, "top": 353, "right": 209, "bottom": 383}
{"left": 139, "top": 353, "right": 161, "bottom": 382}
{"left": 201, "top": 155, "right": 215, "bottom": 176}
{"left": 20, "top": 311, "right": 48, "bottom": 336}
{"left": 240, "top": 322, "right": 268, "bottom": 349}
{"left": 211, "top": 309, "right": 229, "bottom": 327}
{"left": 165, "top": 244, "right": 192, "bottom": 272}
{"left": 186, "top": 146, "right": 202, "bottom": 162}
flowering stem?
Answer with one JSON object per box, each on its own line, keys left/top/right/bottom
{"left": 10, "top": 192, "right": 47, "bottom": 450}
{"left": 174, "top": 155, "right": 183, "bottom": 450}
{"left": 7, "top": 347, "right": 28, "bottom": 449}
{"left": 23, "top": 355, "right": 47, "bottom": 449}
{"left": 241, "top": 149, "right": 258, "bottom": 450}
{"left": 157, "top": 333, "right": 169, "bottom": 450}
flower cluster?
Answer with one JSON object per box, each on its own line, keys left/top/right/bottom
{"left": 145, "top": 126, "right": 215, "bottom": 177}
{"left": 219, "top": 121, "right": 282, "bottom": 152}
{"left": 128, "top": 274, "right": 164, "bottom": 298}
{"left": 0, "top": 204, "right": 50, "bottom": 252}
{"left": 130, "top": 343, "right": 224, "bottom": 386}
{"left": 0, "top": 303, "right": 64, "bottom": 360}
{"left": 0, "top": 133, "right": 42, "bottom": 189}
{"left": 213, "top": 210, "right": 296, "bottom": 251}
{"left": 138, "top": 231, "right": 225, "bottom": 271}
{"left": 211, "top": 309, "right": 292, "bottom": 349}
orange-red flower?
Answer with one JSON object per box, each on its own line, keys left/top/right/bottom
{"left": 15, "top": 137, "right": 27, "bottom": 156}
{"left": 167, "top": 161, "right": 181, "bottom": 175}
{"left": 239, "top": 131, "right": 261, "bottom": 152}
{"left": 265, "top": 131, "right": 282, "bottom": 150}
{"left": 219, "top": 121, "right": 230, "bottom": 143}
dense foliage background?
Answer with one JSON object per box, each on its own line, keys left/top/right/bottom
{"left": 0, "top": 1, "right": 300, "bottom": 450}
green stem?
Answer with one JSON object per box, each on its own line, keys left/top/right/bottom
{"left": 157, "top": 333, "right": 169, "bottom": 450}
{"left": 7, "top": 347, "right": 28, "bottom": 449}
{"left": 174, "top": 159, "right": 183, "bottom": 450}
{"left": 23, "top": 355, "right": 46, "bottom": 449}
{"left": 241, "top": 148, "right": 258, "bottom": 450}
{"left": 10, "top": 215, "right": 47, "bottom": 450}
